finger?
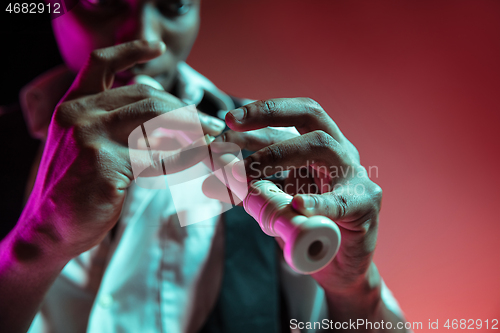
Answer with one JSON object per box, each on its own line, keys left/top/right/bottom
{"left": 202, "top": 169, "right": 286, "bottom": 203}
{"left": 68, "top": 40, "right": 166, "bottom": 98}
{"left": 106, "top": 99, "right": 225, "bottom": 144}
{"left": 137, "top": 133, "right": 183, "bottom": 150}
{"left": 209, "top": 141, "right": 242, "bottom": 155}
{"left": 92, "top": 84, "right": 226, "bottom": 136}
{"left": 128, "top": 74, "right": 164, "bottom": 90}
{"left": 232, "top": 130, "right": 350, "bottom": 182}
{"left": 225, "top": 98, "right": 344, "bottom": 140}
{"left": 89, "top": 84, "right": 183, "bottom": 111}
{"left": 281, "top": 170, "right": 318, "bottom": 196}
{"left": 291, "top": 183, "right": 382, "bottom": 230}
{"left": 216, "top": 127, "right": 298, "bottom": 152}
{"left": 125, "top": 134, "right": 214, "bottom": 178}
{"left": 128, "top": 75, "right": 226, "bottom": 134}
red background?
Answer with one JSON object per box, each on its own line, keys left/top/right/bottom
{"left": 188, "top": 0, "right": 500, "bottom": 328}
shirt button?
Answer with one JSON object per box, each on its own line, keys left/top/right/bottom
{"left": 99, "top": 294, "right": 114, "bottom": 308}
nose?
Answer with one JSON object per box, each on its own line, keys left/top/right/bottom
{"left": 116, "top": 4, "right": 161, "bottom": 44}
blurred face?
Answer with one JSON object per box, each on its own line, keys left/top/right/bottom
{"left": 51, "top": 0, "right": 201, "bottom": 90}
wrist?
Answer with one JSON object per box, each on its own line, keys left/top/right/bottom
{"left": 323, "top": 262, "right": 383, "bottom": 320}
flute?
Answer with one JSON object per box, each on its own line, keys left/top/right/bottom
{"left": 131, "top": 75, "right": 341, "bottom": 274}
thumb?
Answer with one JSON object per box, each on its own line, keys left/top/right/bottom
{"left": 292, "top": 189, "right": 380, "bottom": 230}
{"left": 291, "top": 192, "right": 350, "bottom": 221}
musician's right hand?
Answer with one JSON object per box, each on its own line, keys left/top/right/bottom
{"left": 15, "top": 40, "right": 225, "bottom": 261}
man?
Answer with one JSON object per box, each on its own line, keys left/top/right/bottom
{"left": 0, "top": 0, "right": 409, "bottom": 332}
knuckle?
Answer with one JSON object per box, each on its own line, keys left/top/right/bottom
{"left": 302, "top": 97, "right": 322, "bottom": 109}
{"left": 300, "top": 97, "right": 324, "bottom": 115}
{"left": 248, "top": 145, "right": 281, "bottom": 177}
{"left": 325, "top": 193, "right": 348, "bottom": 219}
{"left": 142, "top": 97, "right": 162, "bottom": 115}
{"left": 53, "top": 101, "right": 87, "bottom": 128}
{"left": 135, "top": 83, "right": 156, "bottom": 98}
{"left": 262, "top": 145, "right": 283, "bottom": 163}
{"left": 89, "top": 49, "right": 108, "bottom": 66}
{"left": 311, "top": 130, "right": 335, "bottom": 148}
{"left": 53, "top": 102, "right": 74, "bottom": 128}
{"left": 334, "top": 194, "right": 348, "bottom": 218}
{"left": 309, "top": 130, "right": 349, "bottom": 162}
{"left": 263, "top": 99, "right": 276, "bottom": 113}
{"left": 255, "top": 99, "right": 278, "bottom": 118}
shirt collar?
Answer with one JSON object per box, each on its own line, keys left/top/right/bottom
{"left": 20, "top": 62, "right": 234, "bottom": 140}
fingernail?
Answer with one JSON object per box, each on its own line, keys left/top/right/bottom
{"left": 204, "top": 134, "right": 216, "bottom": 145}
{"left": 201, "top": 115, "right": 226, "bottom": 132}
{"left": 301, "top": 195, "right": 316, "bottom": 210}
{"left": 210, "top": 117, "right": 226, "bottom": 131}
{"left": 132, "top": 75, "right": 164, "bottom": 90}
{"left": 150, "top": 41, "right": 166, "bottom": 52}
{"left": 232, "top": 160, "right": 247, "bottom": 182}
{"left": 229, "top": 108, "right": 245, "bottom": 121}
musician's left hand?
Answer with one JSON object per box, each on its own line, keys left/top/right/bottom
{"left": 216, "top": 98, "right": 379, "bottom": 291}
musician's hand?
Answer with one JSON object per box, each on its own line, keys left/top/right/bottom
{"left": 16, "top": 40, "right": 225, "bottom": 260}
{"left": 220, "top": 98, "right": 381, "bottom": 296}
